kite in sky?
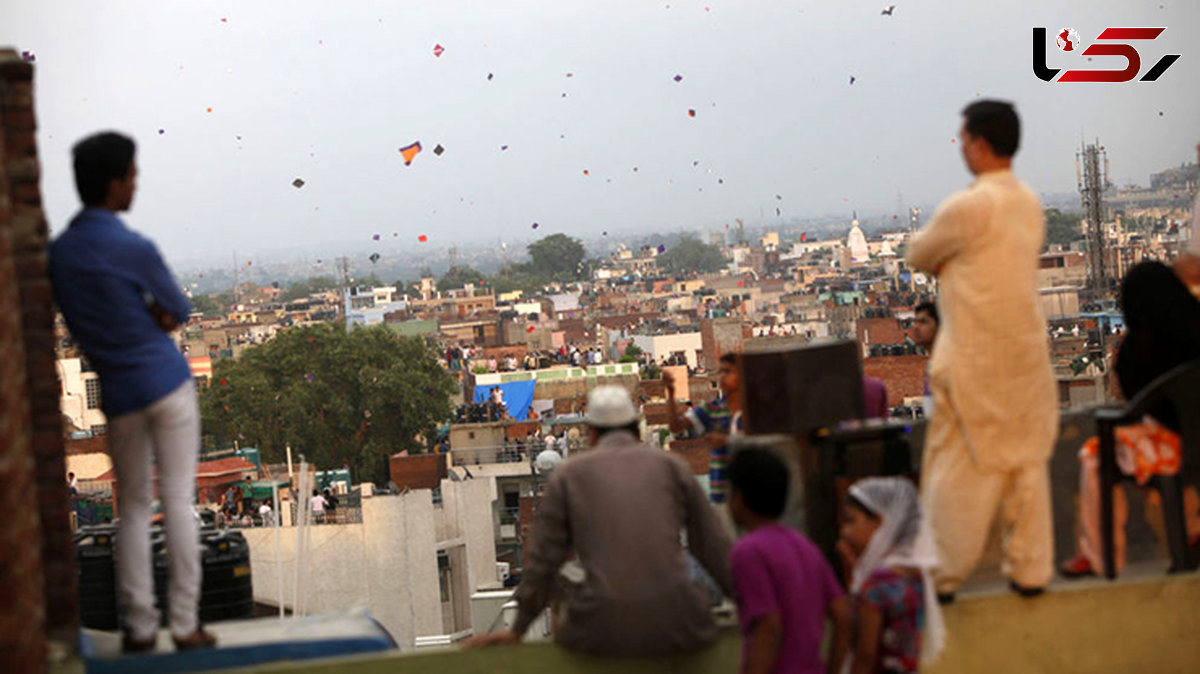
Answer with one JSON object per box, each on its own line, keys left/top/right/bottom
{"left": 433, "top": 144, "right": 445, "bottom": 156}
{"left": 399, "top": 141, "right": 422, "bottom": 165}
{"left": 369, "top": 253, "right": 381, "bottom": 264}
{"left": 882, "top": 5, "right": 896, "bottom": 16}
{"left": 688, "top": 109, "right": 696, "bottom": 117}
{"left": 418, "top": 234, "right": 428, "bottom": 242}
{"left": 657, "top": 244, "right": 666, "bottom": 254}
{"left": 531, "top": 222, "right": 540, "bottom": 229}
{"left": 372, "top": 234, "right": 380, "bottom": 240}
{"left": 292, "top": 178, "right": 305, "bottom": 188}
{"left": 433, "top": 44, "right": 445, "bottom": 57}
{"left": 674, "top": 74, "right": 683, "bottom": 82}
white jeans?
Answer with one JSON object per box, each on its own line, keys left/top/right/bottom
{"left": 108, "top": 380, "right": 201, "bottom": 640}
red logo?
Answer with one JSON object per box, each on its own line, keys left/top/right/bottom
{"left": 1033, "top": 27, "right": 1180, "bottom": 82}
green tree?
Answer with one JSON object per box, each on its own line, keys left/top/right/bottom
{"left": 619, "top": 343, "right": 643, "bottom": 363}
{"left": 438, "top": 266, "right": 487, "bottom": 291}
{"left": 199, "top": 323, "right": 456, "bottom": 485}
{"left": 527, "top": 233, "right": 586, "bottom": 280}
{"left": 190, "top": 294, "right": 225, "bottom": 317}
{"left": 656, "top": 237, "right": 726, "bottom": 275}
{"left": 1045, "top": 208, "right": 1082, "bottom": 247}
{"left": 280, "top": 276, "right": 339, "bottom": 303}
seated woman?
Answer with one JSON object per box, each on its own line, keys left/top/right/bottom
{"left": 1061, "top": 261, "right": 1200, "bottom": 577}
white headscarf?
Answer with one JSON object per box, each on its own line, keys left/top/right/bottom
{"left": 848, "top": 477, "right": 945, "bottom": 666}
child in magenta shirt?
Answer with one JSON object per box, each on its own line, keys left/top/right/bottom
{"left": 728, "top": 449, "right": 852, "bottom": 674}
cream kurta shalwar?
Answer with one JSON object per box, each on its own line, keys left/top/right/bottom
{"left": 906, "top": 168, "right": 1059, "bottom": 593}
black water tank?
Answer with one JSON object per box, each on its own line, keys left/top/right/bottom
{"left": 76, "top": 523, "right": 254, "bottom": 630}
{"left": 76, "top": 524, "right": 119, "bottom": 630}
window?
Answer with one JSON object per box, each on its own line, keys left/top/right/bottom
{"left": 90, "top": 424, "right": 107, "bottom": 436}
{"left": 85, "top": 378, "right": 102, "bottom": 410}
{"left": 437, "top": 551, "right": 451, "bottom": 603}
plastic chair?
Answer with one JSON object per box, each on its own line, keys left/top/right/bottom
{"left": 1095, "top": 359, "right": 1200, "bottom": 579}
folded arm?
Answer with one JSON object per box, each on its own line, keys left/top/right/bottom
{"left": 139, "top": 240, "right": 191, "bottom": 327}
{"left": 906, "top": 192, "right": 981, "bottom": 275}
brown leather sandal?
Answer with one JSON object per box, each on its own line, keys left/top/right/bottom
{"left": 172, "top": 627, "right": 217, "bottom": 651}
{"left": 122, "top": 632, "right": 156, "bottom": 654}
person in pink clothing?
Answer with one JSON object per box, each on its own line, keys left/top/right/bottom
{"left": 728, "top": 448, "right": 851, "bottom": 674}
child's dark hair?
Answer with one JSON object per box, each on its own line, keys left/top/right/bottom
{"left": 719, "top": 352, "right": 738, "bottom": 366}
{"left": 727, "top": 448, "right": 788, "bottom": 518}
{"left": 846, "top": 493, "right": 881, "bottom": 520}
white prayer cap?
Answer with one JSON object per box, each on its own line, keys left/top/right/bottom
{"left": 586, "top": 386, "right": 637, "bottom": 428}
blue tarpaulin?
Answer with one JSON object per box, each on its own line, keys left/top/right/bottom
{"left": 474, "top": 380, "right": 536, "bottom": 421}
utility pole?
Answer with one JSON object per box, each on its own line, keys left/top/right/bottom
{"left": 232, "top": 250, "right": 240, "bottom": 306}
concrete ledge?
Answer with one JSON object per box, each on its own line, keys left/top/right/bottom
{"left": 930, "top": 572, "right": 1200, "bottom": 674}
{"left": 231, "top": 572, "right": 1200, "bottom": 674}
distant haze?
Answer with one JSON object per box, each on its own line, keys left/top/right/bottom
{"left": 3, "top": 0, "right": 1197, "bottom": 272}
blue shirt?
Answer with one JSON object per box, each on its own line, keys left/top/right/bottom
{"left": 50, "top": 208, "right": 192, "bottom": 417}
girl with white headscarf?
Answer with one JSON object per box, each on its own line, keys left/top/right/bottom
{"left": 838, "top": 477, "right": 945, "bottom": 673}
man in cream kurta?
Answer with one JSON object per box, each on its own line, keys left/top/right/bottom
{"left": 906, "top": 100, "right": 1058, "bottom": 597}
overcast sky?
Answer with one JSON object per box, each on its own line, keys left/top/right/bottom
{"left": 2, "top": 0, "right": 1197, "bottom": 270}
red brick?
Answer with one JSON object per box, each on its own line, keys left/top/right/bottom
{"left": 389, "top": 453, "right": 447, "bottom": 490}
{"left": 863, "top": 354, "right": 929, "bottom": 405}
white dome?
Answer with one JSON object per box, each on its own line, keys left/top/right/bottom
{"left": 847, "top": 221, "right": 870, "bottom": 263}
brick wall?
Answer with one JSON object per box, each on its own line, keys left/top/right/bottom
{"left": 668, "top": 438, "right": 711, "bottom": 476}
{"left": 388, "top": 453, "right": 448, "bottom": 490}
{"left": 863, "top": 354, "right": 930, "bottom": 406}
{"left": 0, "top": 48, "right": 59, "bottom": 671}
{"left": 700, "top": 318, "right": 745, "bottom": 372}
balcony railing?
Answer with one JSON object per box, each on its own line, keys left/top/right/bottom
{"left": 450, "top": 445, "right": 534, "bottom": 467}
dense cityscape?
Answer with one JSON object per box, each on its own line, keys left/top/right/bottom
{"left": 3, "top": 2, "right": 1200, "bottom": 673}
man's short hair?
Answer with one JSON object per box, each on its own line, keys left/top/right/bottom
{"left": 961, "top": 100, "right": 1020, "bottom": 158}
{"left": 594, "top": 421, "right": 640, "bottom": 440}
{"left": 914, "top": 301, "right": 939, "bottom": 324}
{"left": 718, "top": 352, "right": 738, "bottom": 366}
{"left": 727, "top": 448, "right": 788, "bottom": 518}
{"left": 72, "top": 132, "right": 136, "bottom": 206}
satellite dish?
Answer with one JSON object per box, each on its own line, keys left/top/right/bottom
{"left": 535, "top": 449, "right": 563, "bottom": 475}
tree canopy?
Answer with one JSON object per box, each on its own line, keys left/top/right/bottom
{"left": 189, "top": 294, "right": 225, "bottom": 317}
{"left": 1045, "top": 208, "right": 1082, "bottom": 247}
{"left": 438, "top": 266, "right": 487, "bottom": 292}
{"left": 527, "top": 233, "right": 586, "bottom": 280}
{"left": 199, "top": 323, "right": 456, "bottom": 485}
{"left": 280, "top": 276, "right": 339, "bottom": 303}
{"left": 656, "top": 237, "right": 727, "bottom": 275}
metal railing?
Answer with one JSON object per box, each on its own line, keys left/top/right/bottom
{"left": 219, "top": 504, "right": 363, "bottom": 528}
{"left": 450, "top": 445, "right": 537, "bottom": 467}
